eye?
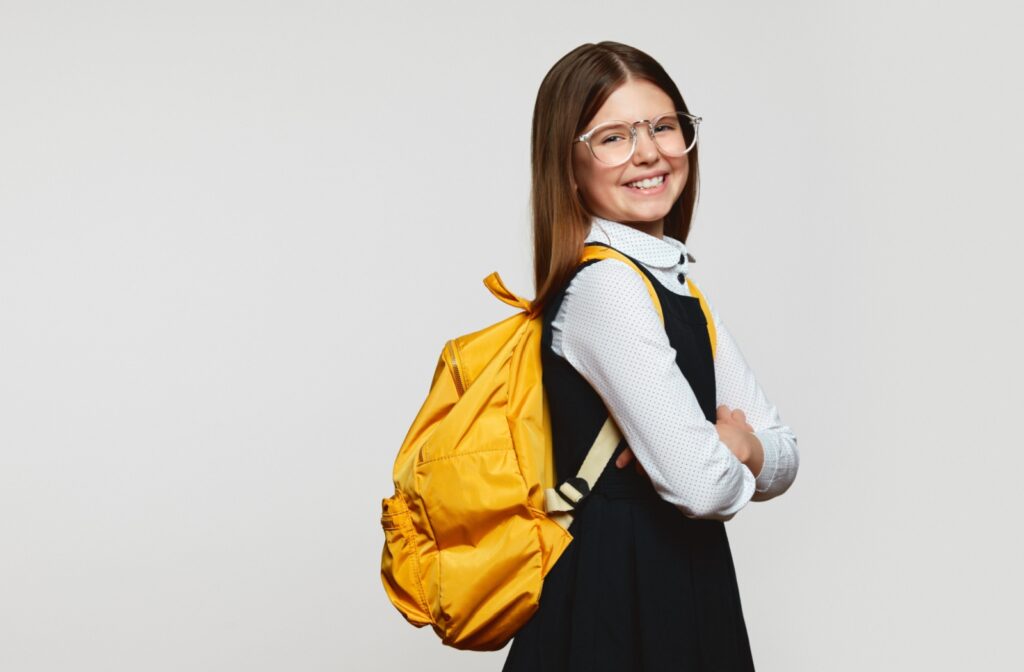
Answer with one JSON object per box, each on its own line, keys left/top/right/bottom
{"left": 600, "top": 134, "right": 627, "bottom": 144}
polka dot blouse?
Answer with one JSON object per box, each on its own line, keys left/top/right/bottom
{"left": 550, "top": 216, "right": 800, "bottom": 521}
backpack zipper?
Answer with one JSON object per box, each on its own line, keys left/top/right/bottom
{"left": 445, "top": 340, "right": 466, "bottom": 397}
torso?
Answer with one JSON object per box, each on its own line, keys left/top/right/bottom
{"left": 502, "top": 240, "right": 756, "bottom": 671}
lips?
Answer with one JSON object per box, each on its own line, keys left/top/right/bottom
{"left": 623, "top": 175, "right": 668, "bottom": 195}
{"left": 623, "top": 171, "right": 668, "bottom": 187}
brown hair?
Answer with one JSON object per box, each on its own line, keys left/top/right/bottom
{"left": 529, "top": 41, "right": 701, "bottom": 315}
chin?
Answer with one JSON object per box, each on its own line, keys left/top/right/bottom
{"left": 623, "top": 203, "right": 672, "bottom": 221}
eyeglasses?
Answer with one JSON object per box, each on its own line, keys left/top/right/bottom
{"left": 574, "top": 110, "right": 702, "bottom": 167}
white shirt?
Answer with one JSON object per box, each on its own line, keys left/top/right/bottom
{"left": 550, "top": 216, "right": 800, "bottom": 521}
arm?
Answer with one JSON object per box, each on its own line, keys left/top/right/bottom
{"left": 552, "top": 259, "right": 756, "bottom": 521}
{"left": 703, "top": 292, "right": 800, "bottom": 502}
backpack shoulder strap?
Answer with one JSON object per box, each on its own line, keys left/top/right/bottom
{"left": 684, "top": 277, "right": 717, "bottom": 360}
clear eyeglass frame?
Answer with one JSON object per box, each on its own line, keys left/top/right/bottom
{"left": 573, "top": 110, "right": 703, "bottom": 167}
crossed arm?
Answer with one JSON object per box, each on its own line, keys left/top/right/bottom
{"left": 553, "top": 259, "right": 800, "bottom": 520}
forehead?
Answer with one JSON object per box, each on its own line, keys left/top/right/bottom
{"left": 587, "top": 79, "right": 675, "bottom": 125}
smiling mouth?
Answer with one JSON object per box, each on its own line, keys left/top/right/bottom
{"left": 625, "top": 174, "right": 666, "bottom": 190}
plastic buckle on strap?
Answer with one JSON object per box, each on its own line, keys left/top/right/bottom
{"left": 556, "top": 476, "right": 592, "bottom": 508}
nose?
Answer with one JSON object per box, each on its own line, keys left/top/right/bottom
{"left": 633, "top": 125, "right": 659, "bottom": 163}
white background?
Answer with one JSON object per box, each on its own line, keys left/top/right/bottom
{"left": 2, "top": 1, "right": 1022, "bottom": 670}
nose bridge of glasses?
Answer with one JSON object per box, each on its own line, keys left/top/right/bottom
{"left": 632, "top": 119, "right": 659, "bottom": 152}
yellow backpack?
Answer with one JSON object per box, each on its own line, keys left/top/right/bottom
{"left": 379, "top": 243, "right": 718, "bottom": 651}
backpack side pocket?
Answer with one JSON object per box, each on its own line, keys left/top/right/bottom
{"left": 380, "top": 492, "right": 433, "bottom": 627}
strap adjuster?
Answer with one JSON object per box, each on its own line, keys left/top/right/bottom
{"left": 556, "top": 476, "right": 592, "bottom": 508}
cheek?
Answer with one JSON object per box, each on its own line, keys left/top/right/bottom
{"left": 597, "top": 179, "right": 625, "bottom": 204}
{"left": 579, "top": 170, "right": 621, "bottom": 201}
{"left": 674, "top": 160, "right": 690, "bottom": 191}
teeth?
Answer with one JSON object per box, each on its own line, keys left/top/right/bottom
{"left": 627, "top": 175, "right": 665, "bottom": 189}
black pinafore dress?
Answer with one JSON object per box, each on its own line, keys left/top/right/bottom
{"left": 502, "top": 243, "right": 756, "bottom": 671}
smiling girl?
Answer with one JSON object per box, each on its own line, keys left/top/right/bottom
{"left": 501, "top": 42, "right": 800, "bottom": 670}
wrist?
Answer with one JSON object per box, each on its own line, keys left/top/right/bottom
{"left": 746, "top": 432, "right": 764, "bottom": 478}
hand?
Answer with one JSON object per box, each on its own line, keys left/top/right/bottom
{"left": 615, "top": 405, "right": 764, "bottom": 478}
{"left": 715, "top": 405, "right": 764, "bottom": 477}
{"left": 717, "top": 404, "right": 753, "bottom": 435}
{"left": 615, "top": 444, "right": 648, "bottom": 478}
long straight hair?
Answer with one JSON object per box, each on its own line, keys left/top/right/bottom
{"left": 530, "top": 41, "right": 701, "bottom": 315}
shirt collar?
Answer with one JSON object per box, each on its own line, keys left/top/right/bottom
{"left": 584, "top": 215, "right": 694, "bottom": 271}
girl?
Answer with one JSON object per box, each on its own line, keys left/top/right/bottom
{"left": 502, "top": 41, "right": 800, "bottom": 670}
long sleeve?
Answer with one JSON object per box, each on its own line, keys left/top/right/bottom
{"left": 551, "top": 259, "right": 757, "bottom": 521}
{"left": 703, "top": 293, "right": 800, "bottom": 502}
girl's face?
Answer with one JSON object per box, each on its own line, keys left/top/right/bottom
{"left": 572, "top": 79, "right": 689, "bottom": 236}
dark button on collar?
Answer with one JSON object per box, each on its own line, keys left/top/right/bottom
{"left": 677, "top": 272, "right": 686, "bottom": 284}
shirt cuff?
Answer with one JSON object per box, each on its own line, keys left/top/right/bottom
{"left": 753, "top": 430, "right": 780, "bottom": 493}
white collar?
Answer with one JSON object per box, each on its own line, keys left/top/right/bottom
{"left": 585, "top": 216, "right": 693, "bottom": 270}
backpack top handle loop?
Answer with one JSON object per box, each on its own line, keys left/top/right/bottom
{"left": 483, "top": 271, "right": 533, "bottom": 312}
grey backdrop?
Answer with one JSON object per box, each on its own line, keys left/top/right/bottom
{"left": 2, "top": 1, "right": 1022, "bottom": 670}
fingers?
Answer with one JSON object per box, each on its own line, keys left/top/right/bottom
{"left": 718, "top": 405, "right": 754, "bottom": 432}
{"left": 731, "top": 408, "right": 754, "bottom": 432}
{"left": 614, "top": 446, "right": 650, "bottom": 480}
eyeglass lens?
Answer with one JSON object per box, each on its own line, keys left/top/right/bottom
{"left": 589, "top": 112, "right": 697, "bottom": 166}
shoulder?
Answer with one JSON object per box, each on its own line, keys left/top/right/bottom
{"left": 553, "top": 258, "right": 666, "bottom": 364}
{"left": 560, "top": 257, "right": 660, "bottom": 323}
{"left": 568, "top": 256, "right": 653, "bottom": 299}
